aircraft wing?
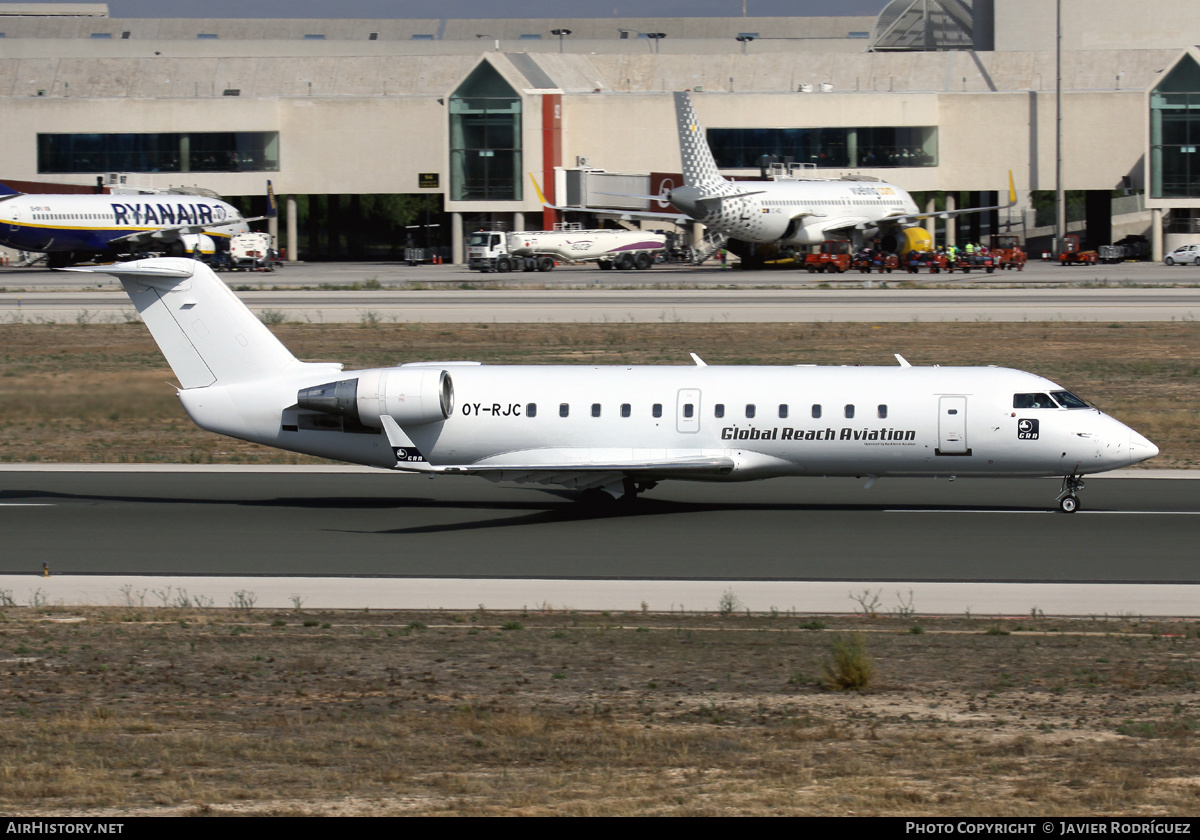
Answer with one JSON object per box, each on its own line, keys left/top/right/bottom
{"left": 108, "top": 216, "right": 263, "bottom": 249}
{"left": 886, "top": 171, "right": 1018, "bottom": 226}
{"left": 392, "top": 449, "right": 736, "bottom": 490}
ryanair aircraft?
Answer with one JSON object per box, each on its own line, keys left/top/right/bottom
{"left": 67, "top": 258, "right": 1157, "bottom": 513}
{"left": 0, "top": 183, "right": 252, "bottom": 266}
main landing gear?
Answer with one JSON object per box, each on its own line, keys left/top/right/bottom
{"left": 1055, "top": 472, "right": 1085, "bottom": 513}
{"left": 576, "top": 478, "right": 657, "bottom": 511}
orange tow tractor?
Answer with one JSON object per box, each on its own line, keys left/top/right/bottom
{"left": 804, "top": 240, "right": 852, "bottom": 273}
{"left": 989, "top": 234, "right": 1028, "bottom": 271}
{"left": 1058, "top": 234, "right": 1098, "bottom": 266}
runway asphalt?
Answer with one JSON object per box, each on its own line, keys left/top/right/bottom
{"left": 2, "top": 467, "right": 1197, "bottom": 616}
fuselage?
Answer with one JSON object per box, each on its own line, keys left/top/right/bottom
{"left": 670, "top": 177, "right": 920, "bottom": 247}
{"left": 0, "top": 192, "right": 247, "bottom": 254}
{"left": 187, "top": 363, "right": 1158, "bottom": 481}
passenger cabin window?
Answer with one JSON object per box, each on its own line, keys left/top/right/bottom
{"left": 591, "top": 403, "right": 601, "bottom": 418}
{"left": 778, "top": 404, "right": 788, "bottom": 419}
{"left": 1013, "top": 393, "right": 1056, "bottom": 409}
{"left": 621, "top": 403, "right": 631, "bottom": 417}
{"left": 559, "top": 403, "right": 569, "bottom": 417}
{"left": 652, "top": 404, "right": 663, "bottom": 418}
{"left": 527, "top": 403, "right": 537, "bottom": 418}
{"left": 745, "top": 404, "right": 756, "bottom": 419}
{"left": 877, "top": 404, "right": 888, "bottom": 419}
{"left": 844, "top": 404, "right": 855, "bottom": 419}
{"left": 812, "top": 404, "right": 822, "bottom": 419}
{"left": 714, "top": 404, "right": 725, "bottom": 418}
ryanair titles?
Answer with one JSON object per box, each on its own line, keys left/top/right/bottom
{"left": 110, "top": 202, "right": 226, "bottom": 226}
{"left": 721, "top": 425, "right": 916, "bottom": 443}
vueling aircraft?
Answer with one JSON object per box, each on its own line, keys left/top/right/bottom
{"left": 0, "top": 183, "right": 252, "bottom": 266}
{"left": 67, "top": 257, "right": 1156, "bottom": 512}
{"left": 558, "top": 92, "right": 1014, "bottom": 263}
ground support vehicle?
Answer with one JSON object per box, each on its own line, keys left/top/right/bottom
{"left": 854, "top": 251, "right": 899, "bottom": 273}
{"left": 224, "top": 232, "right": 275, "bottom": 272}
{"left": 947, "top": 253, "right": 996, "bottom": 273}
{"left": 404, "top": 247, "right": 434, "bottom": 266}
{"left": 468, "top": 225, "right": 666, "bottom": 273}
{"left": 1059, "top": 234, "right": 1098, "bottom": 266}
{"left": 989, "top": 235, "right": 1027, "bottom": 271}
{"left": 804, "top": 240, "right": 852, "bottom": 273}
{"left": 904, "top": 251, "right": 948, "bottom": 273}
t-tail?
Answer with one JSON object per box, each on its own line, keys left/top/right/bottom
{"left": 66, "top": 257, "right": 305, "bottom": 389}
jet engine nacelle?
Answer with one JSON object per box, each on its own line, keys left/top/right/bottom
{"left": 881, "top": 226, "right": 933, "bottom": 254}
{"left": 297, "top": 367, "right": 454, "bottom": 428}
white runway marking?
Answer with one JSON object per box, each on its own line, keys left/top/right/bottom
{"left": 886, "top": 509, "right": 1200, "bottom": 515}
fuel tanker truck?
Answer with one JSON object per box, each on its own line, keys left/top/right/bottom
{"left": 468, "top": 225, "right": 666, "bottom": 272}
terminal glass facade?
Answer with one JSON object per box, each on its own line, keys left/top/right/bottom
{"left": 1150, "top": 54, "right": 1200, "bottom": 199}
{"left": 449, "top": 61, "right": 522, "bottom": 201}
{"left": 707, "top": 126, "right": 937, "bottom": 169}
{"left": 37, "top": 132, "right": 279, "bottom": 174}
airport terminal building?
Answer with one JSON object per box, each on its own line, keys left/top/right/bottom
{"left": 1, "top": 0, "right": 1198, "bottom": 262}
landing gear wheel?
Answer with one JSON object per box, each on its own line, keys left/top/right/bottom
{"left": 1056, "top": 472, "right": 1085, "bottom": 513}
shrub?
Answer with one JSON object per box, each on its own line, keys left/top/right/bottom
{"left": 823, "top": 633, "right": 875, "bottom": 691}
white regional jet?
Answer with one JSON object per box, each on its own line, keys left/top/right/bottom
{"left": 0, "top": 184, "right": 253, "bottom": 267}
{"left": 67, "top": 257, "right": 1156, "bottom": 512}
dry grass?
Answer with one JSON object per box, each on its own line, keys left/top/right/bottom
{"left": 1, "top": 609, "right": 1199, "bottom": 815}
{"left": 0, "top": 320, "right": 1196, "bottom": 467}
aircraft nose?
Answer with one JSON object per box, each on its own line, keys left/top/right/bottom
{"left": 1128, "top": 429, "right": 1159, "bottom": 465}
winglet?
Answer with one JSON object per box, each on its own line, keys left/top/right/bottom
{"left": 894, "top": 354, "right": 911, "bottom": 367}
{"left": 690, "top": 353, "right": 707, "bottom": 367}
{"left": 266, "top": 180, "right": 278, "bottom": 219}
{"left": 1007, "top": 169, "right": 1016, "bottom": 207}
{"left": 529, "top": 173, "right": 549, "bottom": 206}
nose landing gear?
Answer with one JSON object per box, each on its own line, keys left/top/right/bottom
{"left": 1056, "top": 472, "right": 1085, "bottom": 513}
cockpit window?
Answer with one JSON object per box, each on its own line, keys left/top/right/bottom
{"left": 1013, "top": 393, "right": 1057, "bottom": 409}
{"left": 1050, "top": 390, "right": 1090, "bottom": 409}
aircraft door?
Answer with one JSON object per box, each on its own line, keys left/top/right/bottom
{"left": 677, "top": 389, "right": 701, "bottom": 434}
{"left": 937, "top": 396, "right": 969, "bottom": 455}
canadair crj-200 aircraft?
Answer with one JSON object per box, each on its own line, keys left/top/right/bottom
{"left": 572, "top": 92, "right": 1015, "bottom": 262}
{"left": 0, "top": 183, "right": 252, "bottom": 266}
{"left": 67, "top": 258, "right": 1157, "bottom": 512}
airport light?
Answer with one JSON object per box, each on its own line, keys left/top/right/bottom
{"left": 551, "top": 28, "right": 572, "bottom": 53}
{"left": 736, "top": 34, "right": 755, "bottom": 55}
{"left": 645, "top": 32, "right": 666, "bottom": 54}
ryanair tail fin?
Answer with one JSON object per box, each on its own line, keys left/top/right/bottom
{"left": 64, "top": 258, "right": 305, "bottom": 389}
{"left": 674, "top": 92, "right": 727, "bottom": 189}
{"left": 0, "top": 182, "right": 21, "bottom": 196}
{"left": 266, "top": 180, "right": 278, "bottom": 219}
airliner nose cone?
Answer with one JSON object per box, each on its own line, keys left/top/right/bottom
{"left": 1129, "top": 429, "right": 1159, "bottom": 464}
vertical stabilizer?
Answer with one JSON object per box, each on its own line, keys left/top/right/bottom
{"left": 674, "top": 92, "right": 726, "bottom": 189}
{"left": 65, "top": 257, "right": 303, "bottom": 389}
